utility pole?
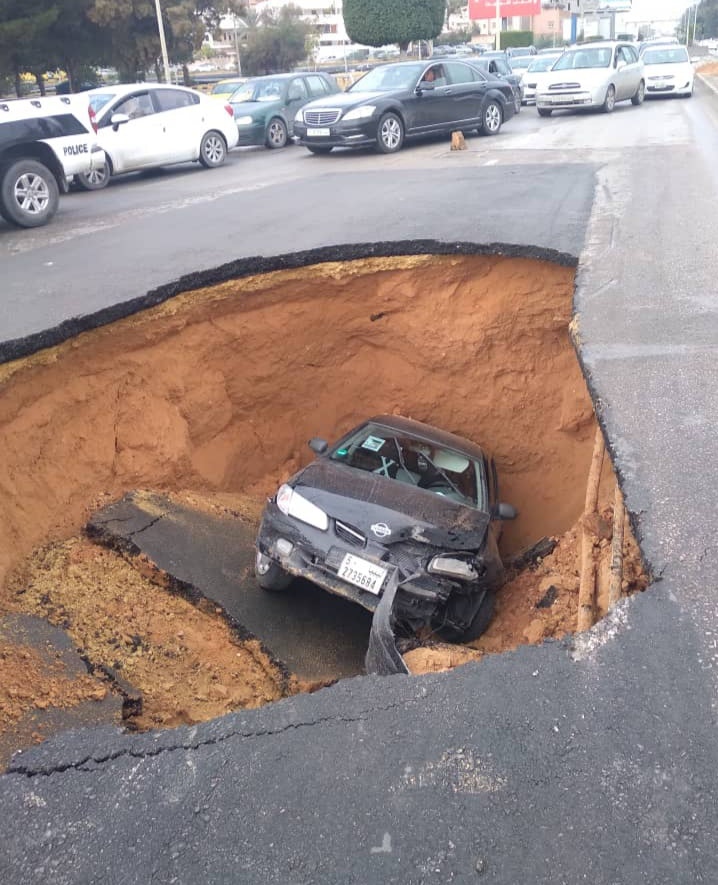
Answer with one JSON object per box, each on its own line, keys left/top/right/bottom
{"left": 153, "top": 0, "right": 171, "bottom": 84}
{"left": 495, "top": 0, "right": 501, "bottom": 51}
{"left": 233, "top": 17, "right": 242, "bottom": 76}
{"left": 692, "top": 2, "right": 699, "bottom": 45}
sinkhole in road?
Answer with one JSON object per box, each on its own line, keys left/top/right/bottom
{"left": 0, "top": 253, "right": 647, "bottom": 741}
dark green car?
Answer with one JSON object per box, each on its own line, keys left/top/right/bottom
{"left": 229, "top": 72, "right": 340, "bottom": 149}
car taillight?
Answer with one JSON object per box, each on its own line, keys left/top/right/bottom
{"left": 224, "top": 103, "right": 234, "bottom": 117}
{"left": 88, "top": 105, "right": 98, "bottom": 134}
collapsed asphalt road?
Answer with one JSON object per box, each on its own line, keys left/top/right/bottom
{"left": 2, "top": 90, "right": 718, "bottom": 882}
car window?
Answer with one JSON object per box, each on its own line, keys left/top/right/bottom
{"left": 495, "top": 59, "right": 510, "bottom": 75}
{"left": 553, "top": 47, "right": 612, "bottom": 70}
{"left": 211, "top": 80, "right": 245, "bottom": 95}
{"left": 528, "top": 56, "right": 560, "bottom": 72}
{"left": 88, "top": 93, "right": 116, "bottom": 115}
{"left": 642, "top": 47, "right": 689, "bottom": 64}
{"left": 306, "top": 75, "right": 329, "bottom": 96}
{"left": 231, "top": 78, "right": 286, "bottom": 102}
{"left": 419, "top": 64, "right": 448, "bottom": 87}
{"left": 446, "top": 62, "right": 477, "bottom": 84}
{"left": 112, "top": 92, "right": 154, "bottom": 121}
{"left": 619, "top": 46, "right": 636, "bottom": 64}
{"left": 348, "top": 63, "right": 424, "bottom": 92}
{"left": 287, "top": 78, "right": 308, "bottom": 101}
{"left": 153, "top": 89, "right": 198, "bottom": 112}
{"left": 330, "top": 424, "right": 486, "bottom": 510}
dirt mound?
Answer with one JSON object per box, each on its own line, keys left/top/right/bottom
{"left": 6, "top": 536, "right": 294, "bottom": 731}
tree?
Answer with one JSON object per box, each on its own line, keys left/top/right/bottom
{"left": 241, "top": 5, "right": 313, "bottom": 76}
{"left": 343, "top": 0, "right": 445, "bottom": 52}
{"left": 0, "top": 0, "right": 59, "bottom": 96}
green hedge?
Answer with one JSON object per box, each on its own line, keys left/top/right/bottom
{"left": 500, "top": 30, "right": 534, "bottom": 49}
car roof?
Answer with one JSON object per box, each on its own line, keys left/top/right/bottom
{"left": 366, "top": 415, "right": 486, "bottom": 461}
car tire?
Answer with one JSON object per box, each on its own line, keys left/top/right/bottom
{"left": 199, "top": 130, "right": 227, "bottom": 168}
{"left": 255, "top": 551, "right": 292, "bottom": 592}
{"left": 537, "top": 107, "right": 553, "bottom": 117}
{"left": 436, "top": 590, "right": 496, "bottom": 643}
{"left": 0, "top": 159, "right": 59, "bottom": 228}
{"left": 602, "top": 84, "right": 616, "bottom": 113}
{"left": 266, "top": 117, "right": 288, "bottom": 149}
{"left": 306, "top": 145, "right": 333, "bottom": 155}
{"left": 631, "top": 79, "right": 645, "bottom": 106}
{"left": 481, "top": 100, "right": 502, "bottom": 136}
{"left": 376, "top": 112, "right": 404, "bottom": 153}
{"left": 75, "top": 165, "right": 110, "bottom": 191}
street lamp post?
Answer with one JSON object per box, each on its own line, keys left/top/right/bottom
{"left": 495, "top": 0, "right": 501, "bottom": 51}
{"left": 153, "top": 0, "right": 171, "bottom": 84}
{"left": 233, "top": 17, "right": 242, "bottom": 76}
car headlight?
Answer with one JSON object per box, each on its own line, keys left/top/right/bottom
{"left": 343, "top": 105, "right": 375, "bottom": 121}
{"left": 428, "top": 554, "right": 480, "bottom": 581}
{"left": 235, "top": 115, "right": 254, "bottom": 125}
{"left": 294, "top": 109, "right": 304, "bottom": 123}
{"left": 276, "top": 484, "right": 328, "bottom": 531}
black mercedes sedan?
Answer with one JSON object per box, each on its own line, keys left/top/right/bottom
{"left": 255, "top": 415, "right": 517, "bottom": 642}
{"left": 293, "top": 60, "right": 517, "bottom": 154}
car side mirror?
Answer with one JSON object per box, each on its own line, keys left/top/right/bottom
{"left": 308, "top": 437, "right": 328, "bottom": 455}
{"left": 110, "top": 112, "right": 130, "bottom": 131}
{"left": 417, "top": 81, "right": 435, "bottom": 93}
{"left": 496, "top": 502, "right": 517, "bottom": 520}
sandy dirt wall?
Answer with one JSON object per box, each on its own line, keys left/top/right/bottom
{"left": 0, "top": 255, "right": 592, "bottom": 587}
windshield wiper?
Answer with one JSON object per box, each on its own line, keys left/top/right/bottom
{"left": 421, "top": 454, "right": 464, "bottom": 500}
{"left": 390, "top": 438, "right": 419, "bottom": 485}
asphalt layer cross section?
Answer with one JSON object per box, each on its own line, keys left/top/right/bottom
{"left": 3, "top": 90, "right": 718, "bottom": 883}
{"left": 87, "top": 493, "right": 371, "bottom": 681}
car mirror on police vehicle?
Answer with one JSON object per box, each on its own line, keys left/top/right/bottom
{"left": 308, "top": 438, "right": 328, "bottom": 455}
{"left": 110, "top": 113, "right": 130, "bottom": 131}
{"left": 496, "top": 502, "right": 518, "bottom": 520}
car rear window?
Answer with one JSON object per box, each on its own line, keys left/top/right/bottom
{"left": 88, "top": 93, "right": 116, "bottom": 114}
{"left": 331, "top": 424, "right": 486, "bottom": 509}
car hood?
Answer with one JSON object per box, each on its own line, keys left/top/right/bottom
{"left": 293, "top": 460, "right": 490, "bottom": 550}
{"left": 643, "top": 62, "right": 692, "bottom": 77}
{"left": 303, "top": 90, "right": 394, "bottom": 110}
{"left": 229, "top": 99, "right": 278, "bottom": 115}
{"left": 542, "top": 67, "right": 612, "bottom": 87}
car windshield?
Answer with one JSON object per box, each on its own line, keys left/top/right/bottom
{"left": 528, "top": 56, "right": 560, "bottom": 72}
{"left": 330, "top": 423, "right": 485, "bottom": 509}
{"left": 348, "top": 64, "right": 424, "bottom": 92}
{"left": 213, "top": 80, "right": 245, "bottom": 94}
{"left": 230, "top": 79, "right": 285, "bottom": 102}
{"left": 88, "top": 93, "right": 116, "bottom": 114}
{"left": 642, "top": 47, "right": 689, "bottom": 65}
{"left": 553, "top": 47, "right": 613, "bottom": 70}
{"left": 510, "top": 57, "right": 533, "bottom": 70}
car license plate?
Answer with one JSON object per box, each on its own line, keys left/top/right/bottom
{"left": 307, "top": 127, "right": 330, "bottom": 137}
{"left": 338, "top": 553, "right": 387, "bottom": 595}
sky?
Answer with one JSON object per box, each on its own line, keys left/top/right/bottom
{"left": 629, "top": 0, "right": 690, "bottom": 21}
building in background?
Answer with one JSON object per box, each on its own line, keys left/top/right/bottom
{"left": 254, "top": 0, "right": 355, "bottom": 62}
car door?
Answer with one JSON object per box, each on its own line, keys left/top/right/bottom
{"left": 622, "top": 45, "right": 642, "bottom": 96}
{"left": 151, "top": 88, "right": 202, "bottom": 162}
{"left": 411, "top": 63, "right": 456, "bottom": 131}
{"left": 99, "top": 91, "right": 164, "bottom": 173}
{"left": 285, "top": 78, "right": 309, "bottom": 135}
{"left": 444, "top": 62, "right": 487, "bottom": 128}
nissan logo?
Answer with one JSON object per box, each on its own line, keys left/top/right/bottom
{"left": 371, "top": 522, "right": 391, "bottom": 539}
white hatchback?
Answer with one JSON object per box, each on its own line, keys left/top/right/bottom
{"left": 641, "top": 45, "right": 694, "bottom": 97}
{"left": 75, "top": 84, "right": 239, "bottom": 189}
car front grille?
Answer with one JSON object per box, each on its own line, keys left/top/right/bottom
{"left": 335, "top": 519, "right": 366, "bottom": 548}
{"left": 304, "top": 109, "right": 342, "bottom": 126}
{"left": 549, "top": 82, "right": 581, "bottom": 90}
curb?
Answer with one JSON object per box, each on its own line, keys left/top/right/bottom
{"left": 696, "top": 71, "right": 718, "bottom": 96}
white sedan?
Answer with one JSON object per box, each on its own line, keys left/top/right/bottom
{"left": 520, "top": 53, "right": 563, "bottom": 105}
{"left": 536, "top": 42, "right": 645, "bottom": 116}
{"left": 641, "top": 45, "right": 694, "bottom": 97}
{"left": 74, "top": 84, "right": 239, "bottom": 190}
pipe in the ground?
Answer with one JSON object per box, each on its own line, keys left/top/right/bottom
{"left": 608, "top": 486, "right": 625, "bottom": 609}
{"left": 577, "top": 427, "right": 605, "bottom": 632}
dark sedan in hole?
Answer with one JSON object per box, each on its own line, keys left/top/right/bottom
{"left": 293, "top": 59, "right": 516, "bottom": 154}
{"left": 255, "top": 415, "right": 516, "bottom": 642}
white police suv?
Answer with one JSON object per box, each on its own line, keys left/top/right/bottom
{"left": 0, "top": 95, "right": 104, "bottom": 227}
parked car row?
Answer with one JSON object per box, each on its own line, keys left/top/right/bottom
{"left": 57, "top": 42, "right": 695, "bottom": 195}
